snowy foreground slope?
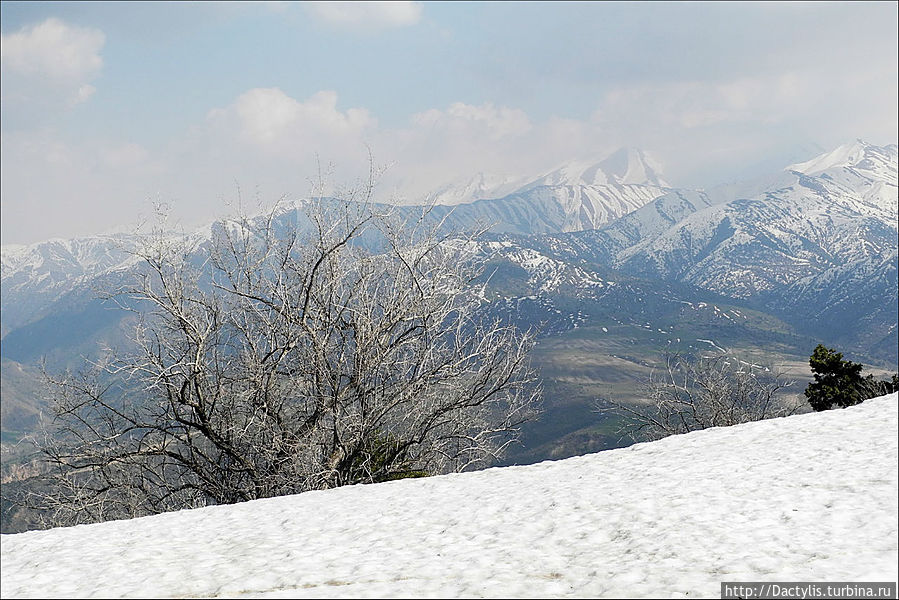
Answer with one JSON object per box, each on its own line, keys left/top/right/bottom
{"left": 2, "top": 395, "right": 897, "bottom": 599}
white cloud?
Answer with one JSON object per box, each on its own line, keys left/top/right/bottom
{"left": 1, "top": 17, "right": 104, "bottom": 83}
{"left": 304, "top": 1, "right": 422, "bottom": 28}
{"left": 586, "top": 64, "right": 899, "bottom": 186}
{"left": 182, "top": 88, "right": 382, "bottom": 203}
{"left": 1, "top": 18, "right": 105, "bottom": 107}
{"left": 195, "top": 94, "right": 603, "bottom": 207}
{"left": 5, "top": 69, "right": 896, "bottom": 244}
{"left": 413, "top": 102, "right": 532, "bottom": 140}
{"left": 74, "top": 83, "right": 97, "bottom": 104}
{"left": 227, "top": 87, "right": 303, "bottom": 144}
{"left": 207, "top": 88, "right": 376, "bottom": 149}
{"left": 193, "top": 75, "right": 898, "bottom": 207}
{"left": 382, "top": 101, "right": 556, "bottom": 198}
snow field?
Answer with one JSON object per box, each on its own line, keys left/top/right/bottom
{"left": 2, "top": 393, "right": 897, "bottom": 599}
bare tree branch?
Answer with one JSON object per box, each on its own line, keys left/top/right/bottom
{"left": 597, "top": 352, "right": 804, "bottom": 443}
{"left": 17, "top": 173, "right": 542, "bottom": 528}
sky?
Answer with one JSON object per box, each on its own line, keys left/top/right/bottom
{"left": 1, "top": 1, "right": 897, "bottom": 245}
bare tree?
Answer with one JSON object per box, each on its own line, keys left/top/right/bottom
{"left": 597, "top": 352, "right": 803, "bottom": 442}
{"left": 20, "top": 180, "right": 541, "bottom": 527}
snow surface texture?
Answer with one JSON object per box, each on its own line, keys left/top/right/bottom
{"left": 2, "top": 394, "right": 897, "bottom": 599}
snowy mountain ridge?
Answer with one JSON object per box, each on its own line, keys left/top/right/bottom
{"left": 0, "top": 234, "right": 146, "bottom": 335}
{"left": 425, "top": 146, "right": 669, "bottom": 207}
{"left": 787, "top": 141, "right": 898, "bottom": 216}
{"left": 520, "top": 147, "right": 669, "bottom": 191}
{"left": 0, "top": 147, "right": 673, "bottom": 333}
{"left": 428, "top": 179, "right": 669, "bottom": 235}
{"left": 3, "top": 392, "right": 896, "bottom": 598}
{"left": 787, "top": 139, "right": 889, "bottom": 175}
{"left": 7, "top": 140, "right": 888, "bottom": 292}
{"left": 2, "top": 141, "right": 896, "bottom": 359}
{"left": 0, "top": 144, "right": 671, "bottom": 283}
{"left": 608, "top": 142, "right": 898, "bottom": 296}
{"left": 414, "top": 147, "right": 672, "bottom": 235}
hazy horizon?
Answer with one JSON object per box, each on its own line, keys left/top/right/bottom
{"left": 2, "top": 1, "right": 897, "bottom": 245}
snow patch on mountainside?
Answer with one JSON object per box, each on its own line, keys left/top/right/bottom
{"left": 488, "top": 242, "right": 608, "bottom": 295}
{"left": 2, "top": 393, "right": 896, "bottom": 599}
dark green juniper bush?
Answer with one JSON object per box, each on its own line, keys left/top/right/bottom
{"left": 805, "top": 344, "right": 898, "bottom": 411}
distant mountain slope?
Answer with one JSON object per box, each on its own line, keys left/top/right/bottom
{"left": 0, "top": 148, "right": 672, "bottom": 333}
{"left": 0, "top": 234, "right": 141, "bottom": 335}
{"left": 528, "top": 142, "right": 898, "bottom": 361}
{"left": 3, "top": 393, "right": 896, "bottom": 598}
{"left": 779, "top": 249, "right": 899, "bottom": 356}
{"left": 424, "top": 147, "right": 671, "bottom": 234}
{"left": 0, "top": 359, "right": 45, "bottom": 436}
{"left": 430, "top": 180, "right": 667, "bottom": 235}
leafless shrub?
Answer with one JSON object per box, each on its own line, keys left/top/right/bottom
{"left": 597, "top": 352, "right": 803, "bottom": 442}
{"left": 17, "top": 177, "right": 541, "bottom": 528}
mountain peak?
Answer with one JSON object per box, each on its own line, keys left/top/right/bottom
{"left": 425, "top": 171, "right": 531, "bottom": 205}
{"left": 523, "top": 147, "right": 669, "bottom": 191}
{"left": 597, "top": 147, "right": 669, "bottom": 187}
{"left": 786, "top": 139, "right": 876, "bottom": 175}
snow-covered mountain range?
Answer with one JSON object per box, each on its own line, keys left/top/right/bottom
{"left": 3, "top": 392, "right": 896, "bottom": 598}
{"left": 0, "top": 146, "right": 672, "bottom": 335}
{"left": 1, "top": 141, "right": 896, "bottom": 459}
{"left": 413, "top": 147, "right": 671, "bottom": 234}
{"left": 519, "top": 141, "right": 898, "bottom": 356}
{"left": 2, "top": 141, "right": 896, "bottom": 351}
{"left": 0, "top": 234, "right": 142, "bottom": 337}
{"left": 6, "top": 142, "right": 891, "bottom": 303}
{"left": 542, "top": 141, "right": 896, "bottom": 285}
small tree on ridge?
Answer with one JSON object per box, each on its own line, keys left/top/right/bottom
{"left": 805, "top": 344, "right": 898, "bottom": 411}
